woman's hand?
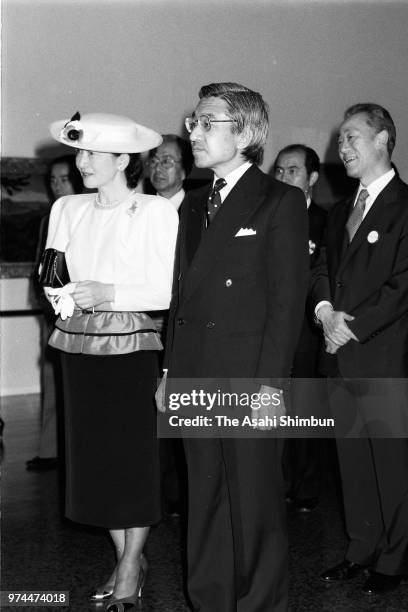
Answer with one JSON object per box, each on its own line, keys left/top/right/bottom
{"left": 72, "top": 281, "right": 115, "bottom": 310}
{"left": 47, "top": 284, "right": 77, "bottom": 320}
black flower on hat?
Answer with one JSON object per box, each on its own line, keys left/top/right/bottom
{"left": 61, "top": 111, "right": 83, "bottom": 142}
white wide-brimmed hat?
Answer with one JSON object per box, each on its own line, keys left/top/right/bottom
{"left": 49, "top": 112, "right": 162, "bottom": 153}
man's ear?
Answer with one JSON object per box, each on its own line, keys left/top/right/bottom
{"left": 309, "top": 171, "right": 319, "bottom": 188}
{"left": 375, "top": 129, "right": 389, "bottom": 150}
{"left": 236, "top": 127, "right": 252, "bottom": 151}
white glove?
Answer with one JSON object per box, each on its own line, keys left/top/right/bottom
{"left": 47, "top": 283, "right": 77, "bottom": 320}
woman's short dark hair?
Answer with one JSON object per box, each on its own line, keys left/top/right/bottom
{"left": 119, "top": 153, "right": 143, "bottom": 189}
{"left": 48, "top": 154, "right": 83, "bottom": 194}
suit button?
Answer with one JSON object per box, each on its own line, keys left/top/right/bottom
{"left": 177, "top": 318, "right": 185, "bottom": 325}
{"left": 206, "top": 321, "right": 215, "bottom": 329}
{"left": 225, "top": 279, "right": 232, "bottom": 287}
{"left": 336, "top": 281, "right": 343, "bottom": 288}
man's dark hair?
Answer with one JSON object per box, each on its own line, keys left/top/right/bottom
{"left": 274, "top": 144, "right": 320, "bottom": 176}
{"left": 198, "top": 82, "right": 269, "bottom": 165}
{"left": 149, "top": 134, "right": 193, "bottom": 176}
{"left": 344, "top": 103, "right": 396, "bottom": 156}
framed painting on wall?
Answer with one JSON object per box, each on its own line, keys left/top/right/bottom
{"left": 1, "top": 157, "right": 50, "bottom": 276}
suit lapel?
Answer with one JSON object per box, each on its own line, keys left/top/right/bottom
{"left": 338, "top": 177, "right": 399, "bottom": 273}
{"left": 331, "top": 196, "right": 353, "bottom": 273}
{"left": 181, "top": 165, "right": 265, "bottom": 302}
{"left": 308, "top": 202, "right": 318, "bottom": 239}
{"left": 184, "top": 186, "right": 209, "bottom": 267}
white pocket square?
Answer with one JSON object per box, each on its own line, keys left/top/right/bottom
{"left": 235, "top": 227, "right": 257, "bottom": 237}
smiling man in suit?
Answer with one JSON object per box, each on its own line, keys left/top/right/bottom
{"left": 157, "top": 82, "right": 309, "bottom": 611}
{"left": 313, "top": 103, "right": 408, "bottom": 595}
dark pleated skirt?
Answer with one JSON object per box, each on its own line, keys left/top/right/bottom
{"left": 61, "top": 351, "right": 161, "bottom": 529}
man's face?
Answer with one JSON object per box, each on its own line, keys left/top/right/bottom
{"left": 49, "top": 162, "right": 75, "bottom": 198}
{"left": 274, "top": 151, "right": 311, "bottom": 195}
{"left": 338, "top": 112, "right": 386, "bottom": 186}
{"left": 149, "top": 141, "right": 185, "bottom": 198}
{"left": 189, "top": 96, "right": 245, "bottom": 177}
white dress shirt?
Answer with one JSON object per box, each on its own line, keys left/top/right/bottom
{"left": 359, "top": 167, "right": 395, "bottom": 219}
{"left": 168, "top": 188, "right": 185, "bottom": 211}
{"left": 214, "top": 161, "right": 253, "bottom": 202}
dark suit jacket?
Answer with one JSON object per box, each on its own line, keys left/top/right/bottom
{"left": 308, "top": 201, "right": 327, "bottom": 267}
{"left": 312, "top": 175, "right": 408, "bottom": 378}
{"left": 164, "top": 164, "right": 309, "bottom": 385}
{"left": 292, "top": 201, "right": 327, "bottom": 376}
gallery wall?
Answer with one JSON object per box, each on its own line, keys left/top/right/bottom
{"left": 3, "top": 0, "right": 408, "bottom": 179}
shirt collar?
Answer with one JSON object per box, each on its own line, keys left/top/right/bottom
{"left": 213, "top": 161, "right": 252, "bottom": 203}
{"left": 168, "top": 188, "right": 185, "bottom": 211}
{"left": 156, "top": 188, "right": 185, "bottom": 211}
{"left": 358, "top": 168, "right": 395, "bottom": 202}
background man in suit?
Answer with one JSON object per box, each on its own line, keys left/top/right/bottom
{"left": 147, "top": 134, "right": 193, "bottom": 211}
{"left": 157, "top": 82, "right": 309, "bottom": 611}
{"left": 313, "top": 103, "right": 408, "bottom": 595}
{"left": 274, "top": 144, "right": 327, "bottom": 512}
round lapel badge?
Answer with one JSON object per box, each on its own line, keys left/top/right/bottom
{"left": 367, "top": 230, "right": 379, "bottom": 244}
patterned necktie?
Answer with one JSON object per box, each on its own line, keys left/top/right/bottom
{"left": 206, "top": 178, "right": 227, "bottom": 225}
{"left": 346, "top": 189, "right": 369, "bottom": 242}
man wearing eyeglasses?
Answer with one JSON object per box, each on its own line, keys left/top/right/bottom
{"left": 157, "top": 82, "right": 309, "bottom": 611}
{"left": 147, "top": 134, "right": 193, "bottom": 211}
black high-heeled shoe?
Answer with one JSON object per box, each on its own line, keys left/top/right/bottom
{"left": 88, "top": 586, "right": 113, "bottom": 603}
{"left": 89, "top": 572, "right": 116, "bottom": 602}
{"left": 105, "top": 564, "right": 147, "bottom": 611}
{"left": 88, "top": 585, "right": 114, "bottom": 602}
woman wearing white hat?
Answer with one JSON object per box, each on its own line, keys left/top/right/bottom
{"left": 42, "top": 112, "right": 179, "bottom": 611}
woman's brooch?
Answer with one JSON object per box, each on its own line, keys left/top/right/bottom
{"left": 127, "top": 199, "right": 139, "bottom": 217}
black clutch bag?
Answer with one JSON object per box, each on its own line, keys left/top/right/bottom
{"left": 38, "top": 248, "right": 70, "bottom": 287}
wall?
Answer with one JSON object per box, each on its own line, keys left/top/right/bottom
{"left": 2, "top": 0, "right": 408, "bottom": 179}
{"left": 0, "top": 279, "right": 41, "bottom": 396}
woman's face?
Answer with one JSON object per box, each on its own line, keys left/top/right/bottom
{"left": 75, "top": 149, "right": 123, "bottom": 190}
{"left": 49, "top": 162, "right": 75, "bottom": 198}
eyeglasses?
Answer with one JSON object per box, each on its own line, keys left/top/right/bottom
{"left": 185, "top": 114, "right": 237, "bottom": 133}
{"left": 148, "top": 155, "right": 182, "bottom": 169}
